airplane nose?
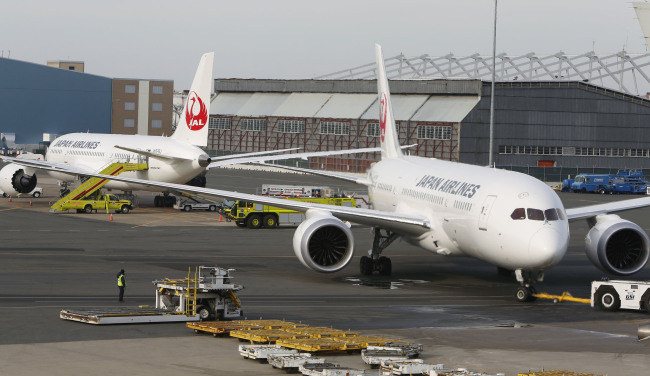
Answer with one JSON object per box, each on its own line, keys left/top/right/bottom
{"left": 528, "top": 227, "right": 568, "bottom": 268}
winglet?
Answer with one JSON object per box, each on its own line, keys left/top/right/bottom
{"left": 375, "top": 44, "right": 403, "bottom": 160}
{"left": 171, "top": 52, "right": 214, "bottom": 147}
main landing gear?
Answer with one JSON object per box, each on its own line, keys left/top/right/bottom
{"left": 360, "top": 227, "right": 399, "bottom": 276}
{"left": 514, "top": 269, "right": 544, "bottom": 302}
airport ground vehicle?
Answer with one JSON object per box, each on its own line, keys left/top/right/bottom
{"left": 570, "top": 174, "right": 614, "bottom": 193}
{"left": 55, "top": 193, "right": 133, "bottom": 214}
{"left": 226, "top": 197, "right": 357, "bottom": 228}
{"left": 259, "top": 184, "right": 334, "bottom": 198}
{"left": 565, "top": 171, "right": 649, "bottom": 194}
{"left": 591, "top": 279, "right": 650, "bottom": 312}
{"left": 60, "top": 266, "right": 243, "bottom": 324}
{"left": 173, "top": 197, "right": 219, "bottom": 212}
{"left": 1, "top": 186, "right": 42, "bottom": 198}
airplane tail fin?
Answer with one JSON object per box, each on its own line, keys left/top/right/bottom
{"left": 375, "top": 44, "right": 403, "bottom": 160}
{"left": 171, "top": 52, "right": 214, "bottom": 147}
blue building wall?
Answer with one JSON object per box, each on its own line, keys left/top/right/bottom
{"left": 0, "top": 57, "right": 112, "bottom": 144}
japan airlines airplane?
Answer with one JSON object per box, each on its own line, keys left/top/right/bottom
{"left": 9, "top": 45, "right": 650, "bottom": 301}
{"left": 0, "top": 52, "right": 381, "bottom": 197}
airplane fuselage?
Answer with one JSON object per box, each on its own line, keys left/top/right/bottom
{"left": 46, "top": 133, "right": 209, "bottom": 191}
{"left": 368, "top": 156, "right": 569, "bottom": 271}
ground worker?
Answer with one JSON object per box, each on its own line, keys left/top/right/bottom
{"left": 117, "top": 269, "right": 126, "bottom": 302}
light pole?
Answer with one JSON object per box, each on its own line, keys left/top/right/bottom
{"left": 488, "top": 0, "right": 498, "bottom": 167}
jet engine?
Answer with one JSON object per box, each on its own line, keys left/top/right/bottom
{"left": 0, "top": 163, "right": 37, "bottom": 195}
{"left": 585, "top": 214, "right": 650, "bottom": 276}
{"left": 293, "top": 213, "right": 354, "bottom": 273}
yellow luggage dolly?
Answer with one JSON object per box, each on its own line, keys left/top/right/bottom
{"left": 230, "top": 329, "right": 309, "bottom": 343}
{"left": 333, "top": 336, "right": 393, "bottom": 351}
{"left": 276, "top": 338, "right": 347, "bottom": 352}
{"left": 186, "top": 321, "right": 263, "bottom": 336}
{"left": 231, "top": 320, "right": 307, "bottom": 329}
{"left": 285, "top": 327, "right": 358, "bottom": 338}
{"left": 533, "top": 291, "right": 591, "bottom": 304}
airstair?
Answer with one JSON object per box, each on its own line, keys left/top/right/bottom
{"left": 50, "top": 162, "right": 148, "bottom": 212}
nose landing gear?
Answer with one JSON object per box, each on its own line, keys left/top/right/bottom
{"left": 515, "top": 269, "right": 544, "bottom": 302}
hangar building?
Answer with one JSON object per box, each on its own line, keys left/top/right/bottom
{"left": 208, "top": 79, "right": 650, "bottom": 174}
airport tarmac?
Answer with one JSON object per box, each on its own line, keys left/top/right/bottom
{"left": 1, "top": 168, "right": 649, "bottom": 375}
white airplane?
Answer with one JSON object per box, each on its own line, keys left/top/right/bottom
{"left": 0, "top": 52, "right": 382, "bottom": 199}
{"left": 7, "top": 45, "right": 650, "bottom": 301}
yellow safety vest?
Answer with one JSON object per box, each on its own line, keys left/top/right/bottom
{"left": 117, "top": 275, "right": 125, "bottom": 287}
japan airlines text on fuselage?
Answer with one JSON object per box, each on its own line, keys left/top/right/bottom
{"left": 46, "top": 133, "right": 209, "bottom": 191}
{"left": 368, "top": 156, "right": 569, "bottom": 271}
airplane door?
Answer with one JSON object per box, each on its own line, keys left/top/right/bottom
{"left": 478, "top": 195, "right": 497, "bottom": 231}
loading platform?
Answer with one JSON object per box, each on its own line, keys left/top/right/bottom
{"left": 60, "top": 307, "right": 199, "bottom": 325}
{"left": 50, "top": 162, "right": 148, "bottom": 212}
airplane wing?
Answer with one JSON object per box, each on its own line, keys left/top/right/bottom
{"left": 62, "top": 168, "right": 430, "bottom": 234}
{"left": 565, "top": 196, "right": 650, "bottom": 221}
{"left": 0, "top": 155, "right": 85, "bottom": 175}
{"left": 207, "top": 147, "right": 382, "bottom": 169}
{"left": 251, "top": 163, "right": 371, "bottom": 186}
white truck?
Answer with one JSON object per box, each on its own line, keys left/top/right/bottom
{"left": 173, "top": 197, "right": 219, "bottom": 212}
{"left": 591, "top": 279, "right": 650, "bottom": 312}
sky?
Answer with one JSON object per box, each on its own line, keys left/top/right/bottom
{"left": 2, "top": 0, "right": 648, "bottom": 90}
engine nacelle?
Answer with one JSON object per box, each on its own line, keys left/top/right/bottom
{"left": 0, "top": 163, "right": 37, "bottom": 195}
{"left": 585, "top": 214, "right": 650, "bottom": 276}
{"left": 293, "top": 213, "right": 354, "bottom": 273}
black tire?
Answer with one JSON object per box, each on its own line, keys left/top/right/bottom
{"left": 197, "top": 306, "right": 212, "bottom": 321}
{"left": 246, "top": 214, "right": 262, "bottom": 229}
{"left": 184, "top": 205, "right": 192, "bottom": 212}
{"left": 515, "top": 286, "right": 537, "bottom": 302}
{"left": 378, "top": 256, "right": 392, "bottom": 276}
{"left": 209, "top": 205, "right": 217, "bottom": 212}
{"left": 2, "top": 193, "right": 8, "bottom": 198}
{"left": 120, "top": 205, "right": 130, "bottom": 214}
{"left": 595, "top": 286, "right": 621, "bottom": 311}
{"left": 32, "top": 191, "right": 41, "bottom": 198}
{"left": 262, "top": 214, "right": 277, "bottom": 228}
{"left": 360, "top": 256, "right": 373, "bottom": 275}
{"left": 84, "top": 205, "right": 93, "bottom": 214}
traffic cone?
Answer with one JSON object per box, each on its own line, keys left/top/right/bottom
{"left": 219, "top": 214, "right": 223, "bottom": 222}
{"left": 8, "top": 196, "right": 11, "bottom": 202}
{"left": 29, "top": 200, "right": 32, "bottom": 206}
{"left": 110, "top": 214, "right": 113, "bottom": 221}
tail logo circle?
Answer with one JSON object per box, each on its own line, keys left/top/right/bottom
{"left": 185, "top": 91, "right": 207, "bottom": 131}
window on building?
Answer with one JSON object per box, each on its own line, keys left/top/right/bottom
{"left": 417, "top": 125, "right": 451, "bottom": 140}
{"left": 124, "top": 102, "right": 135, "bottom": 111}
{"left": 367, "top": 123, "right": 380, "bottom": 137}
{"left": 124, "top": 119, "right": 135, "bottom": 128}
{"left": 151, "top": 120, "right": 162, "bottom": 129}
{"left": 277, "top": 120, "right": 305, "bottom": 133}
{"left": 152, "top": 103, "right": 163, "bottom": 112}
{"left": 241, "top": 118, "right": 266, "bottom": 131}
{"left": 152, "top": 85, "right": 163, "bottom": 94}
{"left": 320, "top": 121, "right": 349, "bottom": 135}
{"left": 209, "top": 117, "right": 232, "bottom": 130}
{"left": 125, "top": 85, "right": 136, "bottom": 94}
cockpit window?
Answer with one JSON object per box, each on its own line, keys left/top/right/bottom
{"left": 556, "top": 208, "right": 566, "bottom": 220}
{"left": 544, "top": 208, "right": 559, "bottom": 221}
{"left": 527, "top": 208, "right": 544, "bottom": 221}
{"left": 510, "top": 208, "right": 526, "bottom": 220}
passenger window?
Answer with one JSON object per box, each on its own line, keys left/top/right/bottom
{"left": 527, "top": 208, "right": 544, "bottom": 221}
{"left": 556, "top": 208, "right": 566, "bottom": 220}
{"left": 510, "top": 208, "right": 526, "bottom": 220}
{"left": 544, "top": 208, "right": 559, "bottom": 221}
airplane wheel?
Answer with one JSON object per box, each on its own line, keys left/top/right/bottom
{"left": 360, "top": 256, "right": 373, "bottom": 275}
{"left": 515, "top": 286, "right": 537, "bottom": 302}
{"left": 378, "top": 256, "right": 392, "bottom": 276}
